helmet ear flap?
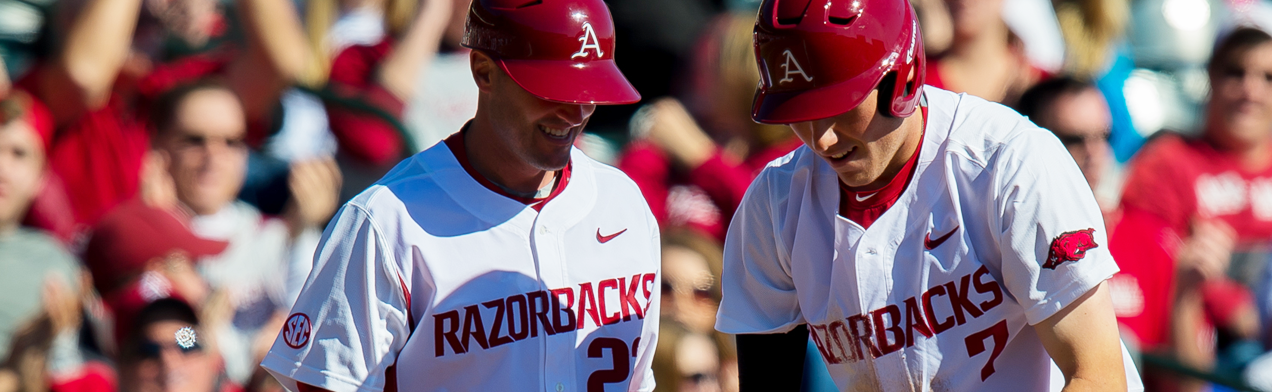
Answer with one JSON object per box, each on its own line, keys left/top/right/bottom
{"left": 876, "top": 72, "right": 899, "bottom": 118}
{"left": 878, "top": 61, "right": 922, "bottom": 118}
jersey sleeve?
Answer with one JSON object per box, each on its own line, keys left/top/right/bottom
{"left": 261, "top": 203, "right": 412, "bottom": 392}
{"left": 715, "top": 171, "right": 804, "bottom": 334}
{"left": 991, "top": 127, "right": 1120, "bottom": 326}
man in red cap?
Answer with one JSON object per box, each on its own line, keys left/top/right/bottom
{"left": 714, "top": 0, "right": 1140, "bottom": 390}
{"left": 262, "top": 1, "right": 661, "bottom": 391}
{"left": 84, "top": 200, "right": 229, "bottom": 338}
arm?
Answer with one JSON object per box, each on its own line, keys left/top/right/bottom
{"left": 260, "top": 204, "right": 412, "bottom": 391}
{"left": 226, "top": 0, "right": 311, "bottom": 123}
{"left": 234, "top": 0, "right": 312, "bottom": 82}
{"left": 736, "top": 325, "right": 808, "bottom": 392}
{"left": 376, "top": 0, "right": 454, "bottom": 101}
{"left": 1034, "top": 281, "right": 1128, "bottom": 391}
{"left": 41, "top": 0, "right": 142, "bottom": 119}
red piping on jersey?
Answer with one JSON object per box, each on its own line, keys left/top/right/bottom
{"left": 385, "top": 272, "right": 414, "bottom": 392}
{"left": 397, "top": 272, "right": 415, "bottom": 333}
{"left": 444, "top": 129, "right": 571, "bottom": 211}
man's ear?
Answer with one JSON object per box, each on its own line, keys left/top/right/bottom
{"left": 471, "top": 50, "right": 497, "bottom": 93}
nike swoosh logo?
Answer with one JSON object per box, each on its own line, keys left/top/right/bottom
{"left": 924, "top": 225, "right": 959, "bottom": 250}
{"left": 597, "top": 228, "right": 628, "bottom": 244}
{"left": 855, "top": 192, "right": 878, "bottom": 202}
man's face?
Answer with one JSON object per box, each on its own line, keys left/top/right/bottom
{"left": 128, "top": 320, "right": 217, "bottom": 392}
{"left": 1043, "top": 89, "right": 1112, "bottom": 189}
{"left": 661, "top": 245, "right": 718, "bottom": 333}
{"left": 483, "top": 58, "right": 596, "bottom": 172}
{"left": 943, "top": 0, "right": 1005, "bottom": 38}
{"left": 788, "top": 89, "right": 913, "bottom": 188}
{"left": 1208, "top": 43, "right": 1272, "bottom": 150}
{"left": 158, "top": 88, "right": 247, "bottom": 216}
{"left": 0, "top": 120, "right": 44, "bottom": 227}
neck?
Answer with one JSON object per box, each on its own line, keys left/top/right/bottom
{"left": 0, "top": 219, "right": 18, "bottom": 238}
{"left": 1205, "top": 127, "right": 1272, "bottom": 171}
{"left": 946, "top": 21, "right": 1012, "bottom": 63}
{"left": 466, "top": 115, "right": 556, "bottom": 195}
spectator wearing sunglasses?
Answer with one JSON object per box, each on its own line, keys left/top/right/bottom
{"left": 119, "top": 298, "right": 240, "bottom": 392}
{"left": 1016, "top": 76, "right": 1114, "bottom": 207}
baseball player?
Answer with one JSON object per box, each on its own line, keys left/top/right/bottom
{"left": 715, "top": 0, "right": 1143, "bottom": 390}
{"left": 260, "top": 1, "right": 661, "bottom": 391}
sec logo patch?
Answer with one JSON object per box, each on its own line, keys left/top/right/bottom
{"left": 283, "top": 313, "right": 312, "bottom": 349}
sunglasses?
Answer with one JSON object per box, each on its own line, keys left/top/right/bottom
{"left": 662, "top": 281, "right": 714, "bottom": 301}
{"left": 136, "top": 339, "right": 203, "bottom": 359}
{"left": 1055, "top": 131, "right": 1112, "bottom": 147}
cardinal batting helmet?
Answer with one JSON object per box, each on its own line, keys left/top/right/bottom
{"left": 751, "top": 0, "right": 925, "bottom": 124}
{"left": 462, "top": 0, "right": 641, "bottom": 105}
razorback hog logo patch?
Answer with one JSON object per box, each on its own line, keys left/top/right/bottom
{"left": 1043, "top": 228, "right": 1098, "bottom": 270}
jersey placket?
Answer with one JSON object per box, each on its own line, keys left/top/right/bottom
{"left": 530, "top": 213, "right": 577, "bottom": 392}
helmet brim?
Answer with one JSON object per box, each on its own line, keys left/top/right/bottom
{"left": 751, "top": 67, "right": 887, "bottom": 124}
{"left": 498, "top": 58, "right": 641, "bottom": 105}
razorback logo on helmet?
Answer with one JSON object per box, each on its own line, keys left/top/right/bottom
{"left": 778, "top": 49, "right": 813, "bottom": 84}
{"left": 571, "top": 22, "right": 604, "bottom": 59}
{"left": 1043, "top": 228, "right": 1099, "bottom": 270}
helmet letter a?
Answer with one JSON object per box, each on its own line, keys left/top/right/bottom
{"left": 571, "top": 22, "right": 604, "bottom": 59}
{"left": 779, "top": 50, "right": 814, "bottom": 84}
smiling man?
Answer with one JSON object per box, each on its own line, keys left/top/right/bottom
{"left": 714, "top": 0, "right": 1142, "bottom": 390}
{"left": 261, "top": 0, "right": 661, "bottom": 391}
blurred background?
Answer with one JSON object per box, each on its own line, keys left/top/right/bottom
{"left": 0, "top": 0, "right": 1270, "bottom": 391}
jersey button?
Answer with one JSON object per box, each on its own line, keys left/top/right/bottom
{"left": 555, "top": 383, "right": 564, "bottom": 392}
{"left": 866, "top": 248, "right": 878, "bottom": 255}
{"left": 540, "top": 225, "right": 549, "bottom": 234}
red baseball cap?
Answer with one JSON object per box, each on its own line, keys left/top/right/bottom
{"left": 0, "top": 89, "right": 54, "bottom": 153}
{"left": 84, "top": 200, "right": 229, "bottom": 296}
{"left": 462, "top": 0, "right": 641, "bottom": 105}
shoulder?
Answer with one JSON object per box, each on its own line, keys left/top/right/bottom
{"left": 745, "top": 146, "right": 818, "bottom": 207}
{"left": 925, "top": 87, "right": 1059, "bottom": 169}
{"left": 578, "top": 151, "right": 645, "bottom": 199}
{"left": 347, "top": 146, "right": 449, "bottom": 221}
{"left": 1129, "top": 132, "right": 1195, "bottom": 168}
{"left": 11, "top": 228, "right": 76, "bottom": 266}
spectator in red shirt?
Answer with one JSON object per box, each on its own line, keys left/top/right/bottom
{"left": 618, "top": 14, "right": 802, "bottom": 242}
{"left": 317, "top": 0, "right": 468, "bottom": 200}
{"left": 1111, "top": 26, "right": 1272, "bottom": 392}
{"left": 19, "top": 0, "right": 312, "bottom": 243}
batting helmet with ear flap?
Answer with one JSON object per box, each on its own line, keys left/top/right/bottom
{"left": 751, "top": 0, "right": 925, "bottom": 124}
{"left": 462, "top": 0, "right": 641, "bottom": 105}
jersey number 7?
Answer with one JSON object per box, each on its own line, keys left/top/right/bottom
{"left": 963, "top": 320, "right": 1008, "bottom": 381}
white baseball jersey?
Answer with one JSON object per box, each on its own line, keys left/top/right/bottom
{"left": 262, "top": 139, "right": 661, "bottom": 392}
{"left": 715, "top": 87, "right": 1142, "bottom": 391}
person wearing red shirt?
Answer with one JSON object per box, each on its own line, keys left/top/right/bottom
{"left": 618, "top": 15, "right": 802, "bottom": 242}
{"left": 19, "top": 0, "right": 312, "bottom": 242}
{"left": 1111, "top": 26, "right": 1272, "bottom": 392}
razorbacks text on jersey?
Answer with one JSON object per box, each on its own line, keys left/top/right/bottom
{"left": 262, "top": 139, "right": 661, "bottom": 392}
{"left": 716, "top": 87, "right": 1142, "bottom": 391}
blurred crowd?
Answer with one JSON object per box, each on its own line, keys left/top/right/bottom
{"left": 0, "top": 0, "right": 1269, "bottom": 391}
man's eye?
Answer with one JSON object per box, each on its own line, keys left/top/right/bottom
{"left": 183, "top": 136, "right": 207, "bottom": 146}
